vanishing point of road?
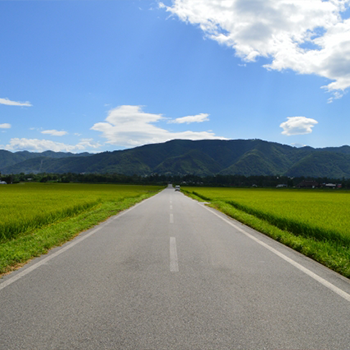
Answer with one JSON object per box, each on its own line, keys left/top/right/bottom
{"left": 1, "top": 186, "right": 350, "bottom": 349}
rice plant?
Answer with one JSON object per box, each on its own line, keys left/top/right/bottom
{"left": 185, "top": 187, "right": 350, "bottom": 246}
{"left": 0, "top": 183, "right": 160, "bottom": 242}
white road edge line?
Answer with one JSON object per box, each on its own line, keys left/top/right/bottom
{"left": 201, "top": 203, "right": 350, "bottom": 303}
{"left": 0, "top": 198, "right": 151, "bottom": 291}
{"left": 170, "top": 237, "right": 179, "bottom": 272}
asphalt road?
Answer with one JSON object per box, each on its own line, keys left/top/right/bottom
{"left": 1, "top": 186, "right": 350, "bottom": 349}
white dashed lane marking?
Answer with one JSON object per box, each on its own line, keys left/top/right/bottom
{"left": 170, "top": 237, "right": 179, "bottom": 272}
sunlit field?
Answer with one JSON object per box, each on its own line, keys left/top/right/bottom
{"left": 0, "top": 183, "right": 161, "bottom": 242}
{"left": 185, "top": 187, "right": 350, "bottom": 246}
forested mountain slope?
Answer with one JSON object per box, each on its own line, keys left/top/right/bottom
{"left": 1, "top": 139, "right": 350, "bottom": 178}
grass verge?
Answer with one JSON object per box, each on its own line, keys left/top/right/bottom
{"left": 0, "top": 193, "right": 155, "bottom": 277}
{"left": 183, "top": 190, "right": 350, "bottom": 279}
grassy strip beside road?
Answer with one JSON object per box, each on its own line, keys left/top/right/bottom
{"left": 0, "top": 184, "right": 162, "bottom": 276}
{"left": 184, "top": 188, "right": 350, "bottom": 278}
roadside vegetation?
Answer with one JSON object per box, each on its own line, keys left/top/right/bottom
{"left": 0, "top": 183, "right": 162, "bottom": 276}
{"left": 183, "top": 187, "right": 350, "bottom": 278}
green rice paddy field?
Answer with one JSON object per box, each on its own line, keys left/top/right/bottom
{"left": 184, "top": 187, "right": 350, "bottom": 278}
{"left": 2, "top": 183, "right": 350, "bottom": 278}
{"left": 0, "top": 183, "right": 162, "bottom": 275}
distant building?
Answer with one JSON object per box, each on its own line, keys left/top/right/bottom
{"left": 296, "top": 180, "right": 319, "bottom": 188}
{"left": 324, "top": 183, "right": 337, "bottom": 189}
{"left": 0, "top": 181, "right": 7, "bottom": 185}
{"left": 276, "top": 184, "right": 287, "bottom": 188}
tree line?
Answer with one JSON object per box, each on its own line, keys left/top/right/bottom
{"left": 1, "top": 172, "right": 349, "bottom": 189}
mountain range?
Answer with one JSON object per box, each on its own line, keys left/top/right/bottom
{"left": 1, "top": 139, "right": 350, "bottom": 178}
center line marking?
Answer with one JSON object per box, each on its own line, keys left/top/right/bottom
{"left": 170, "top": 213, "right": 174, "bottom": 223}
{"left": 170, "top": 237, "right": 179, "bottom": 272}
{"left": 170, "top": 205, "right": 173, "bottom": 210}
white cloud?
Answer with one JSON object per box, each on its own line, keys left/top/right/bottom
{"left": 280, "top": 116, "right": 318, "bottom": 136}
{"left": 0, "top": 123, "right": 11, "bottom": 129}
{"left": 74, "top": 139, "right": 102, "bottom": 151}
{"left": 291, "top": 143, "right": 307, "bottom": 148}
{"left": 169, "top": 113, "right": 209, "bottom": 124}
{"left": 161, "top": 0, "right": 350, "bottom": 100}
{"left": 91, "top": 105, "right": 225, "bottom": 147}
{"left": 5, "top": 138, "right": 101, "bottom": 153}
{"left": 0, "top": 97, "right": 32, "bottom": 107}
{"left": 41, "top": 129, "right": 68, "bottom": 136}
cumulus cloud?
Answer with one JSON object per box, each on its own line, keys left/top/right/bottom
{"left": 291, "top": 143, "right": 307, "bottom": 148}
{"left": 161, "top": 0, "right": 350, "bottom": 100}
{"left": 0, "top": 97, "right": 32, "bottom": 107}
{"left": 5, "top": 138, "right": 101, "bottom": 153}
{"left": 169, "top": 113, "right": 209, "bottom": 124}
{"left": 0, "top": 123, "right": 11, "bottom": 129}
{"left": 41, "top": 129, "right": 68, "bottom": 136}
{"left": 91, "top": 105, "right": 225, "bottom": 147}
{"left": 280, "top": 116, "right": 318, "bottom": 136}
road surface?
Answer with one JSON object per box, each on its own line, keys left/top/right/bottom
{"left": 1, "top": 186, "right": 350, "bottom": 349}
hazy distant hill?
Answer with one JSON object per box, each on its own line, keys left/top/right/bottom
{"left": 1, "top": 139, "right": 350, "bottom": 178}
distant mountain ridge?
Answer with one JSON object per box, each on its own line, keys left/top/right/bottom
{"left": 1, "top": 139, "right": 350, "bottom": 178}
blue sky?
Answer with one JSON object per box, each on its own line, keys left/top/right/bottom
{"left": 1, "top": 0, "right": 350, "bottom": 153}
